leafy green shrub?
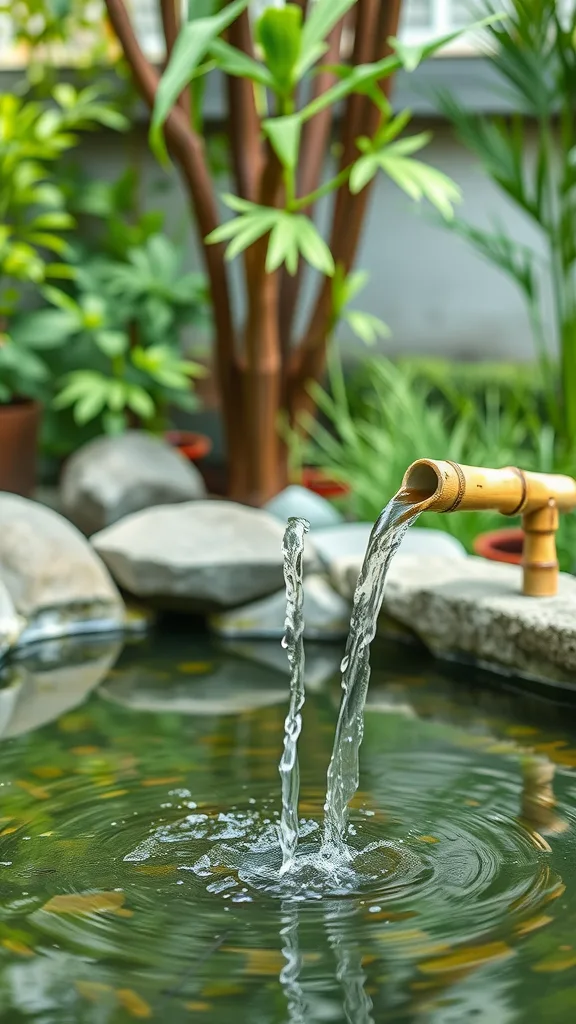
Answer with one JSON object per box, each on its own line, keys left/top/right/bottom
{"left": 0, "top": 84, "right": 127, "bottom": 404}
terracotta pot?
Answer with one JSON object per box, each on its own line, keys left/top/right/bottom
{"left": 0, "top": 399, "right": 41, "bottom": 497}
{"left": 473, "top": 527, "right": 524, "bottom": 565}
{"left": 302, "top": 467, "right": 350, "bottom": 500}
{"left": 165, "top": 430, "right": 212, "bottom": 463}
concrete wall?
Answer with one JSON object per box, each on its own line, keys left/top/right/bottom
{"left": 76, "top": 115, "right": 546, "bottom": 365}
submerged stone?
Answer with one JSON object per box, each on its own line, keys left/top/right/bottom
{"left": 381, "top": 554, "right": 576, "bottom": 683}
{"left": 0, "top": 495, "right": 125, "bottom": 646}
{"left": 0, "top": 635, "right": 122, "bottom": 739}
{"left": 220, "top": 638, "right": 342, "bottom": 691}
{"left": 92, "top": 500, "right": 289, "bottom": 611}
{"left": 100, "top": 648, "right": 288, "bottom": 715}
{"left": 209, "top": 574, "right": 350, "bottom": 640}
{"left": 60, "top": 431, "right": 206, "bottom": 536}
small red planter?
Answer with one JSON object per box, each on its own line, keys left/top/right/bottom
{"left": 302, "top": 467, "right": 350, "bottom": 500}
{"left": 165, "top": 430, "right": 212, "bottom": 463}
{"left": 473, "top": 527, "right": 524, "bottom": 565}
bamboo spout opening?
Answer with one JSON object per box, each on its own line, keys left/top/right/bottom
{"left": 403, "top": 461, "right": 441, "bottom": 501}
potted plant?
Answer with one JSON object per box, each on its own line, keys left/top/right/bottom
{"left": 15, "top": 237, "right": 207, "bottom": 442}
{"left": 0, "top": 85, "right": 127, "bottom": 495}
{"left": 103, "top": 0, "right": 492, "bottom": 506}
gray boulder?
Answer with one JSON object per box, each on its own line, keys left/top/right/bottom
{"left": 0, "top": 580, "right": 22, "bottom": 660}
{"left": 210, "top": 573, "right": 350, "bottom": 640}
{"left": 0, "top": 494, "right": 124, "bottom": 643}
{"left": 265, "top": 485, "right": 343, "bottom": 530}
{"left": 92, "top": 500, "right": 289, "bottom": 611}
{"left": 60, "top": 431, "right": 206, "bottom": 535}
{"left": 381, "top": 553, "right": 576, "bottom": 684}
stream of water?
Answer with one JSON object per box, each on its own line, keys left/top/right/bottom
{"left": 278, "top": 517, "right": 310, "bottom": 874}
{"left": 322, "top": 495, "right": 420, "bottom": 852}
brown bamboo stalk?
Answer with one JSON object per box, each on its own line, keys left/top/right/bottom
{"left": 226, "top": 10, "right": 263, "bottom": 202}
{"left": 278, "top": 20, "right": 345, "bottom": 359}
{"left": 103, "top": 0, "right": 242, "bottom": 474}
{"left": 287, "top": 0, "right": 403, "bottom": 416}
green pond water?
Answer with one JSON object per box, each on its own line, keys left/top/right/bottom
{"left": 1, "top": 629, "right": 576, "bottom": 1023}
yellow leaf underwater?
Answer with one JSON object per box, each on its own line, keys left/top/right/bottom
{"left": 224, "top": 946, "right": 285, "bottom": 976}
{"left": 42, "top": 891, "right": 127, "bottom": 916}
{"left": 2, "top": 939, "right": 34, "bottom": 956}
{"left": 418, "top": 941, "right": 514, "bottom": 974}
{"left": 116, "top": 989, "right": 152, "bottom": 1018}
{"left": 533, "top": 952, "right": 576, "bottom": 972}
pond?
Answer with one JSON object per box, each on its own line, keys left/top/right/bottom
{"left": 0, "top": 627, "right": 576, "bottom": 1022}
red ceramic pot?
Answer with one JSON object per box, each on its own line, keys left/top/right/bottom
{"left": 165, "top": 430, "right": 212, "bottom": 463}
{"left": 302, "top": 467, "right": 350, "bottom": 500}
{"left": 473, "top": 527, "right": 524, "bottom": 565}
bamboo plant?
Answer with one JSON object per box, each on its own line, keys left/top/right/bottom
{"left": 439, "top": 0, "right": 576, "bottom": 456}
{"left": 104, "top": 0, "right": 475, "bottom": 505}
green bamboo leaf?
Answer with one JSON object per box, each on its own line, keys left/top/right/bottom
{"left": 266, "top": 217, "right": 299, "bottom": 275}
{"left": 209, "top": 37, "right": 274, "bottom": 88}
{"left": 298, "top": 0, "right": 356, "bottom": 75}
{"left": 345, "top": 310, "right": 390, "bottom": 345}
{"left": 262, "top": 114, "right": 302, "bottom": 170}
{"left": 95, "top": 331, "right": 129, "bottom": 358}
{"left": 126, "top": 385, "right": 156, "bottom": 422}
{"left": 256, "top": 4, "right": 302, "bottom": 95}
{"left": 294, "top": 216, "right": 334, "bottom": 276}
{"left": 349, "top": 154, "right": 379, "bottom": 194}
{"left": 150, "top": 0, "right": 249, "bottom": 164}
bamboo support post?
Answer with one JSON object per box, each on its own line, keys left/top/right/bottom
{"left": 400, "top": 459, "right": 576, "bottom": 598}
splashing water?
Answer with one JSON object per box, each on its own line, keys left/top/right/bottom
{"left": 278, "top": 517, "right": 310, "bottom": 873}
{"left": 323, "top": 494, "right": 420, "bottom": 852}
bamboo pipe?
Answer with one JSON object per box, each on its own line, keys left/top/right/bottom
{"left": 399, "top": 459, "right": 576, "bottom": 597}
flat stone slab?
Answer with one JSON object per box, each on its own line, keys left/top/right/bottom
{"left": 379, "top": 554, "right": 576, "bottom": 684}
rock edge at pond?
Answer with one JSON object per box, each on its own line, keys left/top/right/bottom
{"left": 0, "top": 494, "right": 125, "bottom": 652}
{"left": 210, "top": 573, "right": 350, "bottom": 640}
{"left": 370, "top": 553, "right": 576, "bottom": 684}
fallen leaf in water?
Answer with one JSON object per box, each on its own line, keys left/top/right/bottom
{"left": 417, "top": 836, "right": 439, "bottom": 844}
{"left": 515, "top": 915, "right": 553, "bottom": 936}
{"left": 71, "top": 746, "right": 101, "bottom": 756}
{"left": 114, "top": 908, "right": 134, "bottom": 918}
{"left": 76, "top": 981, "right": 112, "bottom": 1001}
{"left": 32, "top": 767, "right": 63, "bottom": 780}
{"left": 201, "top": 982, "right": 244, "bottom": 997}
{"left": 419, "top": 941, "right": 514, "bottom": 974}
{"left": 533, "top": 952, "right": 576, "bottom": 972}
{"left": 141, "top": 777, "right": 184, "bottom": 787}
{"left": 58, "top": 714, "right": 91, "bottom": 733}
{"left": 0, "top": 827, "right": 17, "bottom": 836}
{"left": 116, "top": 989, "right": 152, "bottom": 1018}
{"left": 185, "top": 1002, "right": 211, "bottom": 1012}
{"left": 16, "top": 780, "right": 50, "bottom": 800}
{"left": 42, "top": 892, "right": 127, "bottom": 915}
{"left": 178, "top": 662, "right": 213, "bottom": 674}
{"left": 39, "top": 832, "right": 54, "bottom": 838}
{"left": 464, "top": 799, "right": 480, "bottom": 807}
{"left": 506, "top": 726, "right": 539, "bottom": 738}
{"left": 98, "top": 790, "right": 129, "bottom": 799}
{"left": 224, "top": 947, "right": 284, "bottom": 975}
{"left": 2, "top": 939, "right": 34, "bottom": 956}
{"left": 378, "top": 929, "right": 429, "bottom": 945}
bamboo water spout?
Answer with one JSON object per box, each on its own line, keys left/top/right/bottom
{"left": 400, "top": 460, "right": 576, "bottom": 597}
